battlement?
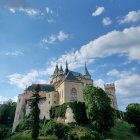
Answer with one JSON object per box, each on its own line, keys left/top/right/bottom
{"left": 104, "top": 83, "right": 115, "bottom": 89}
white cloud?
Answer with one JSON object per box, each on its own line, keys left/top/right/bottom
{"left": 107, "top": 69, "right": 120, "bottom": 77}
{"left": 46, "top": 26, "right": 140, "bottom": 75}
{"left": 46, "top": 7, "right": 53, "bottom": 14}
{"left": 9, "top": 8, "right": 16, "bottom": 13}
{"left": 107, "top": 69, "right": 140, "bottom": 111}
{"left": 0, "top": 96, "right": 18, "bottom": 104}
{"left": 0, "top": 0, "right": 27, "bottom": 7}
{"left": 119, "top": 10, "right": 140, "bottom": 24}
{"left": 94, "top": 79, "right": 105, "bottom": 89}
{"left": 102, "top": 17, "right": 112, "bottom": 25}
{"left": 0, "top": 96, "right": 8, "bottom": 104}
{"left": 42, "top": 31, "right": 69, "bottom": 45}
{"left": 42, "top": 35, "right": 57, "bottom": 44}
{"left": 57, "top": 31, "right": 69, "bottom": 41}
{"left": 92, "top": 6, "right": 105, "bottom": 16}
{"left": 107, "top": 69, "right": 132, "bottom": 78}
{"left": 8, "top": 7, "right": 40, "bottom": 16}
{"left": 8, "top": 70, "right": 49, "bottom": 89}
{"left": 5, "top": 50, "right": 23, "bottom": 56}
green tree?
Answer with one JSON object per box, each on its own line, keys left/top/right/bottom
{"left": 30, "top": 84, "right": 40, "bottom": 140}
{"left": 126, "top": 103, "right": 140, "bottom": 132}
{"left": 0, "top": 100, "right": 16, "bottom": 126}
{"left": 83, "top": 85, "right": 115, "bottom": 132}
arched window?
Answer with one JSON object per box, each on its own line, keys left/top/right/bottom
{"left": 71, "top": 88, "right": 77, "bottom": 101}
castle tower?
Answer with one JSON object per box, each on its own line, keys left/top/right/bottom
{"left": 83, "top": 63, "right": 91, "bottom": 79}
{"left": 59, "top": 65, "right": 64, "bottom": 75}
{"left": 52, "top": 63, "right": 59, "bottom": 77}
{"left": 104, "top": 83, "right": 118, "bottom": 110}
{"left": 65, "top": 61, "right": 69, "bottom": 75}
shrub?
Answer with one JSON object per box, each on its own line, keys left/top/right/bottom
{"left": 67, "top": 132, "right": 79, "bottom": 140}
{"left": 15, "top": 116, "right": 32, "bottom": 132}
{"left": 126, "top": 103, "right": 140, "bottom": 132}
{"left": 40, "top": 120, "right": 69, "bottom": 139}
{"left": 0, "top": 128, "right": 10, "bottom": 139}
{"left": 83, "top": 85, "right": 115, "bottom": 132}
{"left": 50, "top": 101, "right": 88, "bottom": 124}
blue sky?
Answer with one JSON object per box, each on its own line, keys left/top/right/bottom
{"left": 0, "top": 0, "right": 140, "bottom": 111}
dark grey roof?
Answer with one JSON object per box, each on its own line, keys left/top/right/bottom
{"left": 65, "top": 71, "right": 79, "bottom": 81}
{"left": 59, "top": 65, "right": 64, "bottom": 74}
{"left": 27, "top": 84, "right": 55, "bottom": 92}
{"left": 71, "top": 71, "right": 82, "bottom": 77}
{"left": 83, "top": 64, "right": 90, "bottom": 76}
{"left": 52, "top": 64, "right": 59, "bottom": 76}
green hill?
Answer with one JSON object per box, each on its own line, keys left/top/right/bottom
{"left": 3, "top": 121, "right": 140, "bottom": 140}
{"left": 104, "top": 121, "right": 140, "bottom": 140}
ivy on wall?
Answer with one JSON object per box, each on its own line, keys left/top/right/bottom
{"left": 50, "top": 101, "right": 88, "bottom": 124}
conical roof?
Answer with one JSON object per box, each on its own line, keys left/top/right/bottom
{"left": 65, "top": 61, "right": 69, "bottom": 75}
{"left": 83, "top": 63, "right": 90, "bottom": 76}
{"left": 65, "top": 71, "right": 79, "bottom": 81}
{"left": 59, "top": 65, "right": 64, "bottom": 74}
{"left": 52, "top": 64, "right": 59, "bottom": 76}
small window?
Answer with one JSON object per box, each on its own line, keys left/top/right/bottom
{"left": 49, "top": 101, "right": 50, "bottom": 104}
{"left": 71, "top": 88, "right": 77, "bottom": 101}
{"left": 54, "top": 101, "right": 56, "bottom": 104}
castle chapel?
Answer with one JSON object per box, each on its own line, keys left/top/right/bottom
{"left": 12, "top": 62, "right": 118, "bottom": 131}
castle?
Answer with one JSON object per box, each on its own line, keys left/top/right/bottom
{"left": 12, "top": 62, "right": 118, "bottom": 131}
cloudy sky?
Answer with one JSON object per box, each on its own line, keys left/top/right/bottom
{"left": 0, "top": 0, "right": 140, "bottom": 111}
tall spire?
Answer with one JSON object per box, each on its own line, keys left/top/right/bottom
{"left": 83, "top": 63, "right": 91, "bottom": 78}
{"left": 65, "top": 61, "right": 69, "bottom": 75}
{"left": 52, "top": 63, "right": 59, "bottom": 76}
{"left": 59, "top": 64, "right": 64, "bottom": 74}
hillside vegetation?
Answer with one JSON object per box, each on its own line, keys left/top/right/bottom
{"left": 105, "top": 121, "right": 140, "bottom": 140}
{"left": 4, "top": 121, "right": 140, "bottom": 140}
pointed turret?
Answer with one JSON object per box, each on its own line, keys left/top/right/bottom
{"left": 83, "top": 63, "right": 91, "bottom": 79}
{"left": 65, "top": 61, "right": 69, "bottom": 75}
{"left": 52, "top": 63, "right": 59, "bottom": 77}
{"left": 59, "top": 65, "right": 64, "bottom": 75}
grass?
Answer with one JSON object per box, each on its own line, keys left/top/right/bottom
{"left": 3, "top": 121, "right": 140, "bottom": 140}
{"left": 104, "top": 120, "right": 140, "bottom": 140}
{"left": 4, "top": 130, "right": 58, "bottom": 140}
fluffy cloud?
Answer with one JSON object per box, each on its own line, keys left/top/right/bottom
{"left": 94, "top": 79, "right": 105, "bottom": 89}
{"left": 8, "top": 70, "right": 48, "bottom": 89}
{"left": 0, "top": 96, "right": 8, "bottom": 104}
{"left": 42, "top": 31, "right": 69, "bottom": 45}
{"left": 57, "top": 31, "right": 69, "bottom": 41}
{"left": 107, "top": 69, "right": 140, "bottom": 111}
{"left": 94, "top": 69, "right": 140, "bottom": 111}
{"left": 46, "top": 26, "right": 140, "bottom": 75}
{"left": 102, "top": 17, "right": 112, "bottom": 25}
{"left": 119, "top": 10, "right": 140, "bottom": 24}
{"left": 92, "top": 6, "right": 105, "bottom": 16}
{"left": 9, "top": 7, "right": 40, "bottom": 16}
{"left": 5, "top": 50, "right": 23, "bottom": 56}
{"left": 0, "top": 0, "right": 27, "bottom": 7}
{"left": 46, "top": 7, "right": 53, "bottom": 14}
{"left": 0, "top": 96, "right": 18, "bottom": 104}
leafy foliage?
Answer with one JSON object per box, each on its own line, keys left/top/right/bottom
{"left": 30, "top": 84, "right": 40, "bottom": 140}
{"left": 15, "top": 116, "right": 32, "bottom": 132}
{"left": 40, "top": 120, "right": 69, "bottom": 139}
{"left": 115, "top": 110, "right": 125, "bottom": 120}
{"left": 126, "top": 103, "right": 140, "bottom": 132}
{"left": 0, "top": 100, "right": 16, "bottom": 127}
{"left": 50, "top": 101, "right": 88, "bottom": 124}
{"left": 83, "top": 85, "right": 115, "bottom": 132}
{"left": 0, "top": 127, "right": 11, "bottom": 139}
